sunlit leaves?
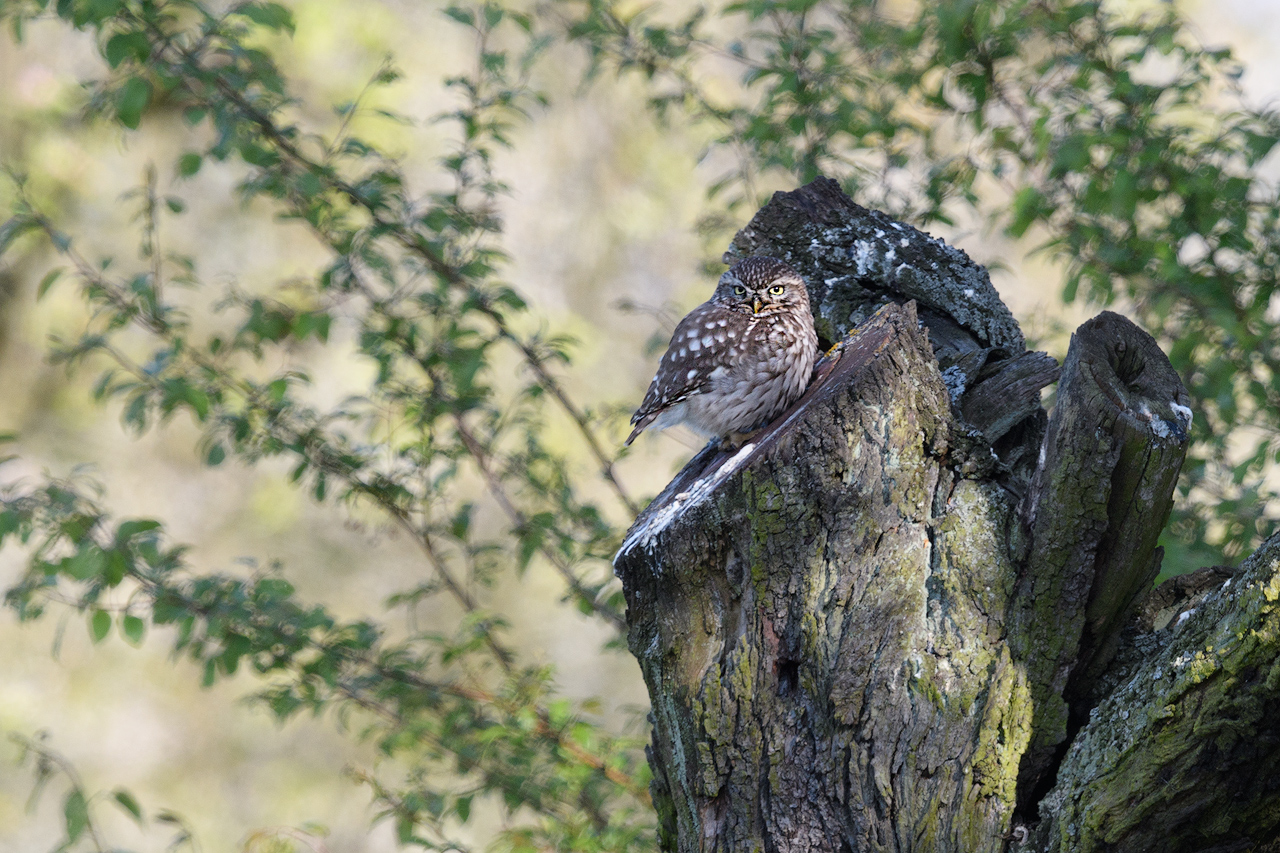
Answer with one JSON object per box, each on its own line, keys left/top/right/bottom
{"left": 3, "top": 472, "right": 649, "bottom": 848}
{"left": 0, "top": 1, "right": 648, "bottom": 846}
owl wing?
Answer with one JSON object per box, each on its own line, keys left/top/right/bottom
{"left": 626, "top": 301, "right": 734, "bottom": 445}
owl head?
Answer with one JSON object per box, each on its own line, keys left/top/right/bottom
{"left": 712, "top": 256, "right": 810, "bottom": 316}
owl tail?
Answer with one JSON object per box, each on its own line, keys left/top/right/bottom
{"left": 624, "top": 412, "right": 657, "bottom": 446}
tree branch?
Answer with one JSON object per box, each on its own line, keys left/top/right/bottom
{"left": 1011, "top": 311, "right": 1191, "bottom": 799}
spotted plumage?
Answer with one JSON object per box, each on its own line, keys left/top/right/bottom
{"left": 625, "top": 256, "right": 819, "bottom": 446}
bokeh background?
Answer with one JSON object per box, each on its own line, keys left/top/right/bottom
{"left": 0, "top": 0, "right": 1276, "bottom": 849}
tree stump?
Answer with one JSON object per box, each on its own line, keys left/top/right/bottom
{"left": 614, "top": 180, "right": 1280, "bottom": 852}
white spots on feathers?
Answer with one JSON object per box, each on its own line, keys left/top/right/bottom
{"left": 686, "top": 369, "right": 698, "bottom": 381}
{"left": 690, "top": 338, "right": 701, "bottom": 352}
{"left": 614, "top": 443, "right": 758, "bottom": 565}
{"left": 702, "top": 335, "right": 714, "bottom": 347}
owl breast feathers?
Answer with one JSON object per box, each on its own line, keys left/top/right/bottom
{"left": 626, "top": 256, "right": 819, "bottom": 446}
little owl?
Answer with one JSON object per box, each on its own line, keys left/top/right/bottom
{"left": 626, "top": 256, "right": 819, "bottom": 447}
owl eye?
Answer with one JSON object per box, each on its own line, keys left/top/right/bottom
{"left": 768, "top": 284, "right": 785, "bottom": 295}
{"left": 732, "top": 285, "right": 746, "bottom": 296}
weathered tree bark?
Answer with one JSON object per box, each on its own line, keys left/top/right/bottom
{"left": 615, "top": 179, "right": 1280, "bottom": 851}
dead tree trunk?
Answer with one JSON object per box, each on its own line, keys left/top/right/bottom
{"left": 613, "top": 179, "right": 1280, "bottom": 852}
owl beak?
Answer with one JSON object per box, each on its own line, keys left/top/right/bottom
{"left": 752, "top": 296, "right": 763, "bottom": 314}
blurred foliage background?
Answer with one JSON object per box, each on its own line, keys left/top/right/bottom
{"left": 0, "top": 0, "right": 1277, "bottom": 851}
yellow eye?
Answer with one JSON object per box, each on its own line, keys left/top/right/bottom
{"left": 733, "top": 285, "right": 746, "bottom": 296}
{"left": 768, "top": 284, "right": 785, "bottom": 295}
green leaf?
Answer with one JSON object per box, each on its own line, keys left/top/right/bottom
{"left": 177, "top": 153, "right": 202, "bottom": 177}
{"left": 183, "top": 385, "right": 210, "bottom": 420}
{"left": 113, "top": 788, "right": 143, "bottom": 823}
{"left": 37, "top": 267, "right": 63, "bottom": 299}
{"left": 0, "top": 510, "right": 20, "bottom": 544}
{"left": 238, "top": 142, "right": 279, "bottom": 168}
{"left": 116, "top": 519, "right": 161, "bottom": 541}
{"left": 121, "top": 614, "right": 145, "bottom": 645}
{"left": 104, "top": 30, "right": 150, "bottom": 68}
{"left": 1007, "top": 186, "right": 1043, "bottom": 238}
{"left": 116, "top": 76, "right": 152, "bottom": 130}
{"left": 64, "top": 548, "right": 106, "bottom": 580}
{"left": 444, "top": 6, "right": 474, "bottom": 26}
{"left": 90, "top": 609, "right": 111, "bottom": 643}
{"left": 206, "top": 444, "right": 226, "bottom": 466}
{"left": 104, "top": 550, "right": 129, "bottom": 586}
{"left": 64, "top": 789, "right": 89, "bottom": 842}
{"left": 234, "top": 2, "right": 296, "bottom": 33}
{"left": 0, "top": 216, "right": 39, "bottom": 255}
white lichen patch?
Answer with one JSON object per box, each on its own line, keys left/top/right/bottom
{"left": 1136, "top": 401, "right": 1182, "bottom": 440}
{"left": 614, "top": 443, "right": 758, "bottom": 566}
{"left": 941, "top": 364, "right": 968, "bottom": 400}
{"left": 851, "top": 240, "right": 875, "bottom": 276}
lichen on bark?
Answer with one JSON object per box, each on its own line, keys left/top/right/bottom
{"left": 1023, "top": 530, "right": 1280, "bottom": 853}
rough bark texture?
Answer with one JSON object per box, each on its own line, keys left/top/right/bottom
{"left": 616, "top": 302, "right": 1029, "bottom": 852}
{"left": 1009, "top": 311, "right": 1192, "bottom": 802}
{"left": 1022, "top": 530, "right": 1280, "bottom": 853}
{"left": 723, "top": 176, "right": 1023, "bottom": 354}
{"left": 613, "top": 180, "right": 1277, "bottom": 852}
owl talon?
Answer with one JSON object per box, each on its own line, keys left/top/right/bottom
{"left": 718, "top": 430, "right": 756, "bottom": 451}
